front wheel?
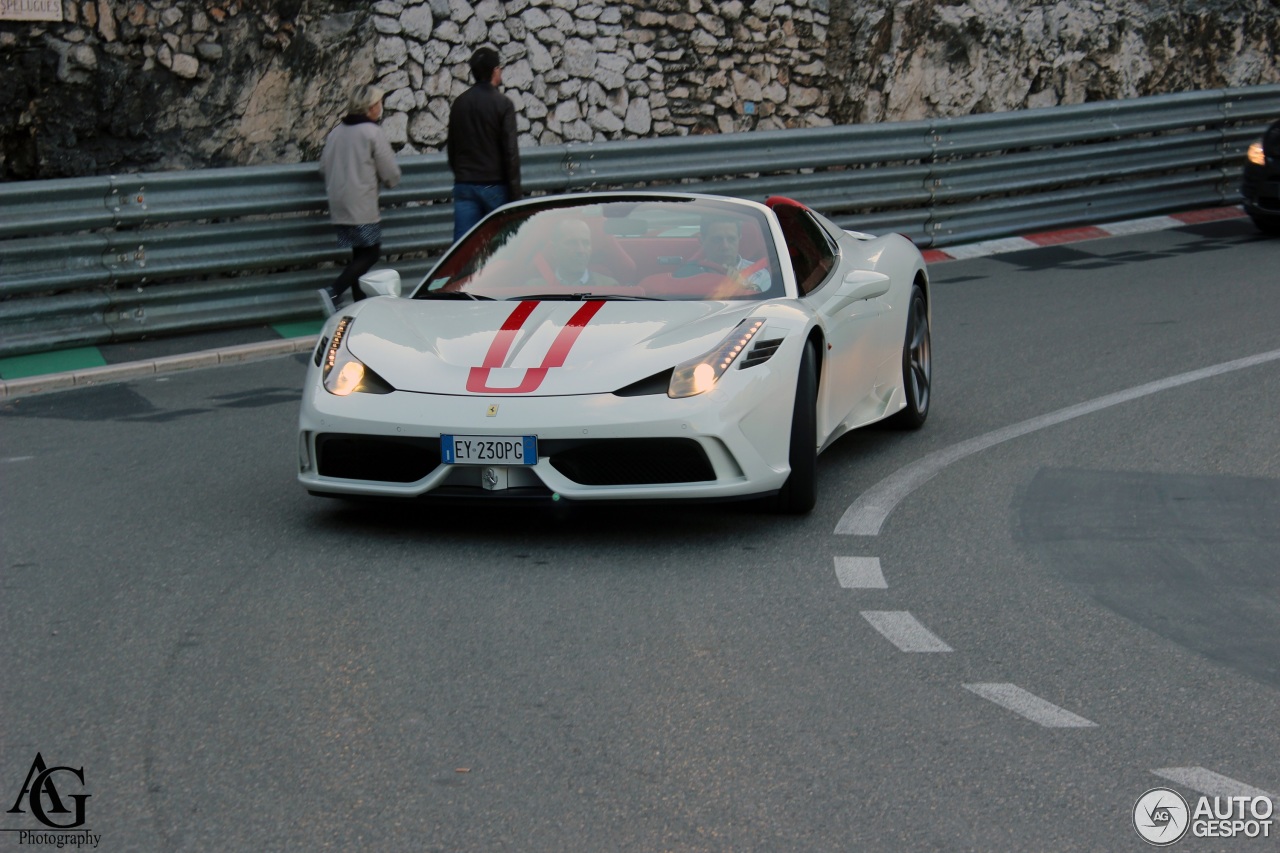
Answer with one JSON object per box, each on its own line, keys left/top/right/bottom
{"left": 1247, "top": 212, "right": 1280, "bottom": 236}
{"left": 769, "top": 341, "right": 818, "bottom": 514}
{"left": 888, "top": 284, "right": 930, "bottom": 430}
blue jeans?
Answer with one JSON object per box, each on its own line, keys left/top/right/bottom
{"left": 453, "top": 183, "right": 510, "bottom": 242}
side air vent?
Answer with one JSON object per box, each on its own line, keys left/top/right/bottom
{"left": 738, "top": 338, "right": 784, "bottom": 369}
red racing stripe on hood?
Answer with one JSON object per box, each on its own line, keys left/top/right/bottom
{"left": 480, "top": 300, "right": 538, "bottom": 368}
{"left": 541, "top": 300, "right": 605, "bottom": 367}
{"left": 466, "top": 300, "right": 606, "bottom": 393}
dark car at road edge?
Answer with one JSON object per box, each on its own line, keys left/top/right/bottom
{"left": 1241, "top": 119, "right": 1280, "bottom": 234}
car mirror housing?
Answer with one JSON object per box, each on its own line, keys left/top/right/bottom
{"left": 839, "top": 270, "right": 891, "bottom": 302}
{"left": 359, "top": 269, "right": 403, "bottom": 298}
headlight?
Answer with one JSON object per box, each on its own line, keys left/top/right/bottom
{"left": 1247, "top": 141, "right": 1266, "bottom": 166}
{"left": 321, "top": 317, "right": 393, "bottom": 396}
{"left": 668, "top": 318, "right": 766, "bottom": 398}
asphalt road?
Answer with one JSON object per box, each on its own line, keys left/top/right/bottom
{"left": 2, "top": 218, "right": 1277, "bottom": 851}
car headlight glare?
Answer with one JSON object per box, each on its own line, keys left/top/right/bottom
{"left": 331, "top": 360, "right": 365, "bottom": 396}
{"left": 1247, "top": 141, "right": 1265, "bottom": 166}
{"left": 668, "top": 318, "right": 766, "bottom": 398}
{"left": 321, "top": 317, "right": 393, "bottom": 396}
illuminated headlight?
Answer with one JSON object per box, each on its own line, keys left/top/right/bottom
{"left": 321, "top": 317, "right": 393, "bottom": 396}
{"left": 668, "top": 318, "right": 766, "bottom": 398}
{"left": 1247, "top": 141, "right": 1266, "bottom": 166}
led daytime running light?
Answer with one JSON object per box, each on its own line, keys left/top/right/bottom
{"left": 323, "top": 317, "right": 352, "bottom": 378}
{"left": 319, "top": 316, "right": 392, "bottom": 396}
{"left": 668, "top": 318, "right": 766, "bottom": 398}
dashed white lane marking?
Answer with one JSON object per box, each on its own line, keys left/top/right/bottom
{"left": 963, "top": 683, "right": 1097, "bottom": 728}
{"left": 2, "top": 456, "right": 35, "bottom": 463}
{"left": 1152, "top": 767, "right": 1276, "bottom": 800}
{"left": 835, "top": 347, "right": 1280, "bottom": 536}
{"left": 835, "top": 556, "right": 887, "bottom": 588}
{"left": 861, "top": 611, "right": 953, "bottom": 652}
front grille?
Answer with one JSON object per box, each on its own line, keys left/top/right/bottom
{"left": 316, "top": 434, "right": 441, "bottom": 482}
{"left": 548, "top": 438, "right": 715, "bottom": 485}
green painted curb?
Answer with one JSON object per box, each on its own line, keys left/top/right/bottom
{"left": 273, "top": 320, "right": 325, "bottom": 338}
{"left": 0, "top": 346, "right": 107, "bottom": 380}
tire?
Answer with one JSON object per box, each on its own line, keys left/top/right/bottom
{"left": 769, "top": 341, "right": 818, "bottom": 514}
{"left": 888, "top": 284, "right": 931, "bottom": 430}
{"left": 1247, "top": 212, "right": 1280, "bottom": 236}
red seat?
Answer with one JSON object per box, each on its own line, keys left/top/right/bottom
{"left": 637, "top": 270, "right": 758, "bottom": 301}
{"left": 587, "top": 219, "right": 638, "bottom": 284}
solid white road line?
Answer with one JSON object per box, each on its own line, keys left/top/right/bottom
{"left": 835, "top": 347, "right": 1280, "bottom": 536}
{"left": 861, "top": 611, "right": 953, "bottom": 652}
{"left": 962, "top": 682, "right": 1097, "bottom": 728}
{"left": 835, "top": 556, "right": 887, "bottom": 588}
{"left": 1152, "top": 767, "right": 1275, "bottom": 800}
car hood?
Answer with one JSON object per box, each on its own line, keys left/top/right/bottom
{"left": 343, "top": 297, "right": 766, "bottom": 396}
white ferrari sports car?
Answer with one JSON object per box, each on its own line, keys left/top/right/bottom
{"left": 297, "top": 192, "right": 931, "bottom": 513}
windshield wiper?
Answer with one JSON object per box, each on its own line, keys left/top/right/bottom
{"left": 415, "top": 290, "right": 495, "bottom": 301}
{"left": 511, "top": 293, "right": 659, "bottom": 301}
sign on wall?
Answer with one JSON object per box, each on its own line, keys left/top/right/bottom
{"left": 0, "top": 0, "right": 64, "bottom": 21}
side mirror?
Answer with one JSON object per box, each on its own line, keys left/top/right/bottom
{"left": 359, "top": 269, "right": 403, "bottom": 298}
{"left": 838, "top": 270, "right": 891, "bottom": 301}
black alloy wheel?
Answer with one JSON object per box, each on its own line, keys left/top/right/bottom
{"left": 889, "top": 284, "right": 930, "bottom": 429}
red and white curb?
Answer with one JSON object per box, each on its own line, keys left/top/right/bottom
{"left": 921, "top": 204, "right": 1247, "bottom": 264}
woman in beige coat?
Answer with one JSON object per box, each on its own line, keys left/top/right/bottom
{"left": 318, "top": 84, "right": 401, "bottom": 315}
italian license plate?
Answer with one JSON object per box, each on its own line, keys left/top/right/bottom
{"left": 441, "top": 434, "right": 537, "bottom": 466}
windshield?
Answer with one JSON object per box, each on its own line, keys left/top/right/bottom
{"left": 414, "top": 197, "right": 781, "bottom": 302}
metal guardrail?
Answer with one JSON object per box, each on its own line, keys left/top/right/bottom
{"left": 1, "top": 85, "right": 1277, "bottom": 358}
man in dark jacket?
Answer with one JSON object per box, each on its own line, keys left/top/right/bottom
{"left": 447, "top": 47, "right": 523, "bottom": 242}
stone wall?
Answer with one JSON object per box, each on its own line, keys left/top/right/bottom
{"left": 375, "top": 0, "right": 834, "bottom": 157}
{"left": 827, "top": 0, "right": 1280, "bottom": 123}
{"left": 1, "top": 0, "right": 1276, "bottom": 180}
{"left": 1, "top": 0, "right": 377, "bottom": 178}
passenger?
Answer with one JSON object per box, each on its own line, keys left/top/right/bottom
{"left": 529, "top": 219, "right": 619, "bottom": 288}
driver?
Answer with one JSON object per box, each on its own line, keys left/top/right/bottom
{"left": 675, "top": 216, "right": 771, "bottom": 291}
